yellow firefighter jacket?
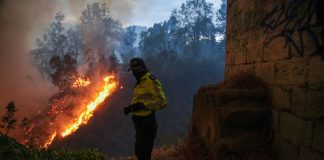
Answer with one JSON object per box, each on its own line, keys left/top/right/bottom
{"left": 131, "top": 72, "right": 166, "bottom": 116}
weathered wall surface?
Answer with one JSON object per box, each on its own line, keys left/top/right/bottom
{"left": 192, "top": 77, "right": 273, "bottom": 160}
{"left": 225, "top": 0, "right": 324, "bottom": 159}
{"left": 192, "top": 0, "right": 324, "bottom": 159}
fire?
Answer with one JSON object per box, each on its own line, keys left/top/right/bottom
{"left": 72, "top": 77, "right": 91, "bottom": 87}
{"left": 34, "top": 74, "right": 118, "bottom": 149}
{"left": 42, "top": 131, "right": 57, "bottom": 149}
{"left": 61, "top": 75, "right": 117, "bottom": 137}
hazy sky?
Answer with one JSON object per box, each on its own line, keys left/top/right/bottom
{"left": 61, "top": 0, "right": 222, "bottom": 27}
{"left": 125, "top": 0, "right": 222, "bottom": 27}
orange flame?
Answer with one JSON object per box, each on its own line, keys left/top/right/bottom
{"left": 42, "top": 131, "right": 57, "bottom": 149}
{"left": 72, "top": 77, "right": 91, "bottom": 87}
{"left": 37, "top": 74, "right": 118, "bottom": 149}
{"left": 61, "top": 75, "right": 117, "bottom": 137}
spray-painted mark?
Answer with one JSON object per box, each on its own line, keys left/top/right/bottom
{"left": 261, "top": 0, "right": 324, "bottom": 60}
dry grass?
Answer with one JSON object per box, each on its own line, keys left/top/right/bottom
{"left": 111, "top": 122, "right": 208, "bottom": 160}
{"left": 150, "top": 122, "right": 209, "bottom": 160}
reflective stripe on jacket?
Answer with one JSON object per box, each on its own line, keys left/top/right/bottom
{"left": 131, "top": 72, "right": 166, "bottom": 116}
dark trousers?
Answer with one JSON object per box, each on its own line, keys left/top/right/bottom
{"left": 132, "top": 112, "right": 157, "bottom": 160}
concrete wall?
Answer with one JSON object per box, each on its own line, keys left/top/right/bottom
{"left": 225, "top": 0, "right": 324, "bottom": 159}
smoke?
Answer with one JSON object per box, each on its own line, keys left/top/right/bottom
{"left": 0, "top": 0, "right": 58, "bottom": 117}
{"left": 0, "top": 0, "right": 147, "bottom": 118}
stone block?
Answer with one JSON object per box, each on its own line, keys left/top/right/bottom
{"left": 225, "top": 65, "right": 234, "bottom": 80}
{"left": 279, "top": 112, "right": 313, "bottom": 146}
{"left": 292, "top": 88, "right": 324, "bottom": 119}
{"left": 227, "top": 19, "right": 238, "bottom": 36}
{"left": 275, "top": 58, "right": 306, "bottom": 86}
{"left": 271, "top": 86, "right": 292, "bottom": 111}
{"left": 247, "top": 41, "right": 263, "bottom": 63}
{"left": 299, "top": 146, "right": 324, "bottom": 160}
{"left": 255, "top": 62, "right": 275, "bottom": 85}
{"left": 291, "top": 87, "right": 308, "bottom": 118}
{"left": 306, "top": 90, "right": 324, "bottom": 119}
{"left": 290, "top": 27, "right": 322, "bottom": 58}
{"left": 233, "top": 51, "right": 247, "bottom": 64}
{"left": 313, "top": 122, "right": 324, "bottom": 153}
{"left": 263, "top": 37, "right": 289, "bottom": 61}
{"left": 200, "top": 107, "right": 219, "bottom": 146}
{"left": 232, "top": 35, "right": 248, "bottom": 64}
{"left": 227, "top": 65, "right": 254, "bottom": 79}
{"left": 308, "top": 55, "right": 324, "bottom": 90}
{"left": 239, "top": 64, "right": 255, "bottom": 75}
{"left": 222, "top": 106, "right": 268, "bottom": 128}
{"left": 272, "top": 109, "right": 280, "bottom": 134}
{"left": 276, "top": 137, "right": 299, "bottom": 160}
{"left": 226, "top": 6, "right": 236, "bottom": 34}
{"left": 214, "top": 89, "right": 267, "bottom": 104}
{"left": 226, "top": 53, "right": 233, "bottom": 65}
{"left": 236, "top": 9, "right": 256, "bottom": 33}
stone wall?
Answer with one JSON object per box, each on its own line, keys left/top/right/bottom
{"left": 224, "top": 0, "right": 324, "bottom": 159}
{"left": 191, "top": 0, "right": 324, "bottom": 159}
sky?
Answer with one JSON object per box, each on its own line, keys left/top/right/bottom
{"left": 27, "top": 0, "right": 223, "bottom": 47}
{"left": 60, "top": 0, "right": 222, "bottom": 27}
{"left": 125, "top": 0, "right": 222, "bottom": 27}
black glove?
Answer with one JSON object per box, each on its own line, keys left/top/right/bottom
{"left": 131, "top": 102, "right": 146, "bottom": 111}
{"left": 123, "top": 102, "right": 147, "bottom": 115}
{"left": 123, "top": 106, "right": 133, "bottom": 115}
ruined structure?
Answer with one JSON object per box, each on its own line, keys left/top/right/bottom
{"left": 192, "top": 0, "right": 324, "bottom": 159}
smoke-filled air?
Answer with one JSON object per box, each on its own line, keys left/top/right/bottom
{"left": 0, "top": 0, "right": 226, "bottom": 158}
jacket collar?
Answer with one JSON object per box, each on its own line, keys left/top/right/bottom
{"left": 135, "top": 72, "right": 150, "bottom": 86}
{"left": 140, "top": 72, "right": 150, "bottom": 81}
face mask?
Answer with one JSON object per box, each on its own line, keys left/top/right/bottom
{"left": 132, "top": 67, "right": 147, "bottom": 81}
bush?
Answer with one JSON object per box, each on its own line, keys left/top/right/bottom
{"left": 0, "top": 135, "right": 108, "bottom": 160}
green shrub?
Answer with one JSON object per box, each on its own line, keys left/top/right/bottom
{"left": 0, "top": 135, "right": 108, "bottom": 160}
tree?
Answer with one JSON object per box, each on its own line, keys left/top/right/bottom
{"left": 120, "top": 26, "right": 138, "bottom": 63}
{"left": 1, "top": 101, "right": 18, "bottom": 135}
{"left": 215, "top": 0, "right": 227, "bottom": 37}
{"left": 49, "top": 54, "right": 78, "bottom": 90}
{"left": 20, "top": 118, "right": 29, "bottom": 129}
{"left": 170, "top": 0, "right": 216, "bottom": 55}
{"left": 80, "top": 3, "right": 122, "bottom": 72}
{"left": 139, "top": 22, "right": 169, "bottom": 56}
{"left": 66, "top": 27, "right": 83, "bottom": 59}
{"left": 32, "top": 12, "right": 68, "bottom": 78}
{"left": 32, "top": 3, "right": 124, "bottom": 85}
{"left": 125, "top": 26, "right": 137, "bottom": 48}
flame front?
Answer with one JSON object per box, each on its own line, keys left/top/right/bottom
{"left": 42, "top": 131, "right": 57, "bottom": 149}
{"left": 72, "top": 77, "right": 91, "bottom": 88}
{"left": 28, "top": 74, "right": 118, "bottom": 149}
{"left": 61, "top": 75, "right": 117, "bottom": 137}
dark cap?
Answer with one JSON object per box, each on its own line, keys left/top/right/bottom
{"left": 127, "top": 58, "right": 147, "bottom": 71}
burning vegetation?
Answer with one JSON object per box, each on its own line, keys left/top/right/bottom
{"left": 20, "top": 3, "right": 122, "bottom": 149}
{"left": 24, "top": 73, "right": 118, "bottom": 148}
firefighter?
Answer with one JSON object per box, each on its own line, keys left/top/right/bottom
{"left": 124, "top": 58, "right": 166, "bottom": 160}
